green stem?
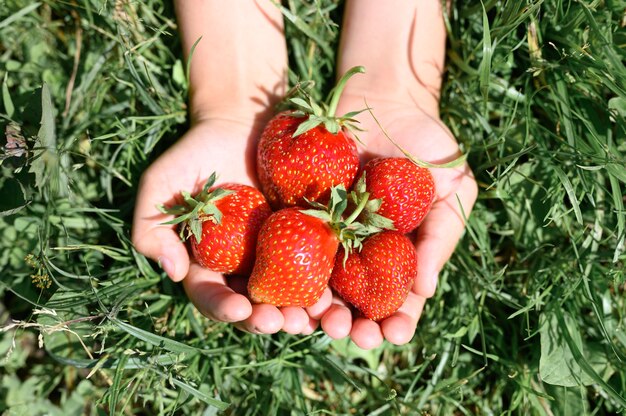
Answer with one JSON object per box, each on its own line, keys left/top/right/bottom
{"left": 344, "top": 191, "right": 370, "bottom": 225}
{"left": 326, "top": 66, "right": 365, "bottom": 118}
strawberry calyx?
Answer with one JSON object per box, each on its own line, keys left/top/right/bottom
{"left": 350, "top": 172, "right": 396, "bottom": 232}
{"left": 158, "top": 172, "right": 233, "bottom": 243}
{"left": 287, "top": 66, "right": 367, "bottom": 138}
{"left": 301, "top": 180, "right": 395, "bottom": 265}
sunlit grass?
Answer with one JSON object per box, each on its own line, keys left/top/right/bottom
{"left": 0, "top": 0, "right": 624, "bottom": 414}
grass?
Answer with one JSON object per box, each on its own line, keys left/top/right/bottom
{"left": 0, "top": 0, "right": 625, "bottom": 414}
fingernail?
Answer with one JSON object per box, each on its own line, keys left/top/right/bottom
{"left": 158, "top": 256, "right": 175, "bottom": 278}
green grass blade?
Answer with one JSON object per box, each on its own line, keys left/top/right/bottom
{"left": 109, "top": 354, "right": 129, "bottom": 415}
{"left": 111, "top": 318, "right": 201, "bottom": 356}
{"left": 479, "top": 1, "right": 493, "bottom": 107}
{"left": 552, "top": 166, "right": 583, "bottom": 225}
{"left": 555, "top": 308, "right": 626, "bottom": 408}
{"left": 167, "top": 375, "right": 230, "bottom": 411}
{"left": 2, "top": 73, "right": 14, "bottom": 118}
{"left": 0, "top": 2, "right": 41, "bottom": 30}
{"left": 608, "top": 175, "right": 625, "bottom": 247}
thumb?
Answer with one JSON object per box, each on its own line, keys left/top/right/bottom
{"left": 413, "top": 175, "right": 477, "bottom": 297}
{"left": 132, "top": 173, "right": 191, "bottom": 282}
{"left": 133, "top": 226, "right": 190, "bottom": 282}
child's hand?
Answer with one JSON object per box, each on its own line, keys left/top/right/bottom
{"left": 315, "top": 93, "right": 478, "bottom": 349}
{"left": 132, "top": 120, "right": 318, "bottom": 335}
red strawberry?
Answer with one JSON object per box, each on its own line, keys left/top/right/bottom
{"left": 161, "top": 174, "right": 272, "bottom": 275}
{"left": 329, "top": 231, "right": 418, "bottom": 321}
{"left": 248, "top": 183, "right": 388, "bottom": 307}
{"left": 363, "top": 157, "right": 435, "bottom": 234}
{"left": 257, "top": 113, "right": 359, "bottom": 208}
{"left": 257, "top": 67, "right": 365, "bottom": 209}
{"left": 247, "top": 208, "right": 339, "bottom": 307}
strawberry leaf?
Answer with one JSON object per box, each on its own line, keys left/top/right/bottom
{"left": 289, "top": 97, "right": 313, "bottom": 112}
{"left": 365, "top": 198, "right": 382, "bottom": 212}
{"left": 188, "top": 218, "right": 203, "bottom": 243}
{"left": 310, "top": 100, "right": 325, "bottom": 117}
{"left": 304, "top": 198, "right": 328, "bottom": 210}
{"left": 181, "top": 191, "right": 198, "bottom": 207}
{"left": 157, "top": 203, "right": 186, "bottom": 215}
{"left": 208, "top": 188, "right": 234, "bottom": 202}
{"left": 348, "top": 222, "right": 382, "bottom": 236}
{"left": 201, "top": 204, "right": 223, "bottom": 225}
{"left": 161, "top": 213, "right": 193, "bottom": 226}
{"left": 329, "top": 185, "right": 348, "bottom": 223}
{"left": 341, "top": 109, "right": 368, "bottom": 119}
{"left": 202, "top": 173, "right": 218, "bottom": 193}
{"left": 291, "top": 110, "right": 307, "bottom": 118}
{"left": 364, "top": 212, "right": 395, "bottom": 231}
{"left": 292, "top": 117, "right": 323, "bottom": 137}
{"left": 354, "top": 172, "right": 367, "bottom": 194}
{"left": 323, "top": 119, "right": 341, "bottom": 135}
{"left": 342, "top": 248, "right": 350, "bottom": 267}
{"left": 343, "top": 121, "right": 365, "bottom": 132}
{"left": 301, "top": 209, "right": 332, "bottom": 223}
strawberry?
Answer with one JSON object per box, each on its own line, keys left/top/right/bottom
{"left": 329, "top": 231, "right": 418, "bottom": 321}
{"left": 161, "top": 174, "right": 272, "bottom": 275}
{"left": 257, "top": 66, "right": 365, "bottom": 209}
{"left": 362, "top": 157, "right": 436, "bottom": 234}
{"left": 247, "top": 207, "right": 339, "bottom": 307}
{"left": 248, "top": 184, "right": 388, "bottom": 307}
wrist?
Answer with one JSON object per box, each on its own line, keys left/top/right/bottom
{"left": 337, "top": 0, "right": 446, "bottom": 117}
{"left": 175, "top": 0, "right": 288, "bottom": 127}
{"left": 339, "top": 79, "right": 441, "bottom": 120}
{"left": 189, "top": 93, "right": 281, "bottom": 129}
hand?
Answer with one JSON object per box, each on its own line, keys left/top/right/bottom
{"left": 315, "top": 92, "right": 478, "bottom": 349}
{"left": 132, "top": 118, "right": 318, "bottom": 335}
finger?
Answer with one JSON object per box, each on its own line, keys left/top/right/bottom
{"left": 241, "top": 304, "right": 285, "bottom": 334}
{"left": 280, "top": 307, "right": 310, "bottom": 334}
{"left": 133, "top": 173, "right": 190, "bottom": 282}
{"left": 306, "top": 287, "right": 334, "bottom": 320}
{"left": 300, "top": 317, "right": 319, "bottom": 335}
{"left": 320, "top": 296, "right": 353, "bottom": 340}
{"left": 183, "top": 263, "right": 252, "bottom": 322}
{"left": 133, "top": 225, "right": 190, "bottom": 282}
{"left": 350, "top": 318, "right": 384, "bottom": 350}
{"left": 236, "top": 313, "right": 318, "bottom": 336}
{"left": 414, "top": 173, "right": 478, "bottom": 297}
{"left": 380, "top": 292, "right": 426, "bottom": 345}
